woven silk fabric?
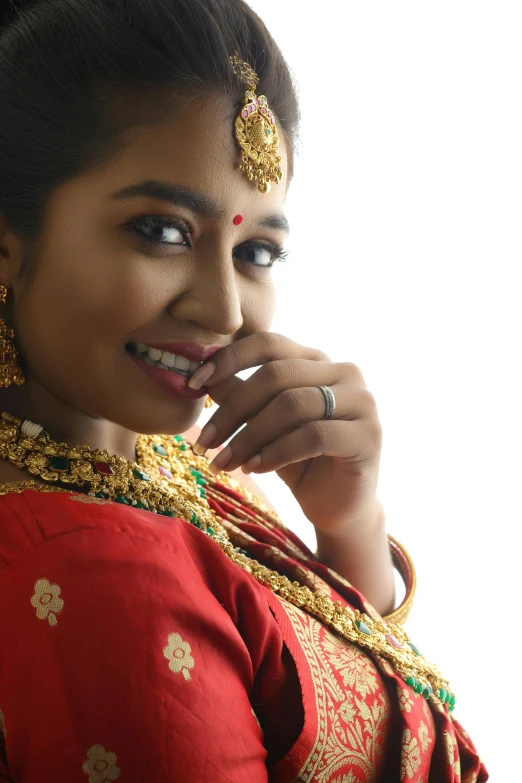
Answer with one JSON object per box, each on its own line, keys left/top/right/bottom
{"left": 0, "top": 485, "right": 488, "bottom": 781}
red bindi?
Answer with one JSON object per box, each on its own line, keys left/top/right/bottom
{"left": 233, "top": 215, "right": 243, "bottom": 226}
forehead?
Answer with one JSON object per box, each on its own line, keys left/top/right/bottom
{"left": 98, "top": 92, "right": 289, "bottom": 215}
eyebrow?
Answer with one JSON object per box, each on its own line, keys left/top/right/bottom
{"left": 109, "top": 180, "right": 290, "bottom": 233}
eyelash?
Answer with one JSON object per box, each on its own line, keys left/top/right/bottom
{"left": 127, "top": 215, "right": 290, "bottom": 268}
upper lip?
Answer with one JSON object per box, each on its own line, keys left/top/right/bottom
{"left": 131, "top": 341, "right": 223, "bottom": 363}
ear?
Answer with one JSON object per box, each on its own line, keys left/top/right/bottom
{"left": 0, "top": 213, "right": 24, "bottom": 288}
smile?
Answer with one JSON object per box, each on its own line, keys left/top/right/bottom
{"left": 125, "top": 343, "right": 204, "bottom": 377}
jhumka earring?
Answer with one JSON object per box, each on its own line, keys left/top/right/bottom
{"left": 229, "top": 52, "right": 283, "bottom": 193}
{"left": 0, "top": 284, "right": 25, "bottom": 388}
{"left": 204, "top": 395, "right": 214, "bottom": 409}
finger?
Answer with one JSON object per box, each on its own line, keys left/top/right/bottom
{"left": 193, "top": 359, "right": 357, "bottom": 455}
{"left": 238, "top": 419, "right": 377, "bottom": 475}
{"left": 207, "top": 381, "right": 375, "bottom": 474}
{"left": 188, "top": 331, "right": 331, "bottom": 390}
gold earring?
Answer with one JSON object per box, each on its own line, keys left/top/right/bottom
{"left": 0, "top": 284, "right": 25, "bottom": 388}
{"left": 204, "top": 395, "right": 214, "bottom": 409}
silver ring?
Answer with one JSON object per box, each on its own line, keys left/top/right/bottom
{"left": 317, "top": 385, "right": 336, "bottom": 420}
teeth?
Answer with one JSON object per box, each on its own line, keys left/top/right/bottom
{"left": 161, "top": 351, "right": 176, "bottom": 368}
{"left": 130, "top": 343, "right": 203, "bottom": 373}
{"left": 174, "top": 355, "right": 191, "bottom": 371}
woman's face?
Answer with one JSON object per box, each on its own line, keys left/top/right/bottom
{"left": 3, "top": 93, "right": 290, "bottom": 435}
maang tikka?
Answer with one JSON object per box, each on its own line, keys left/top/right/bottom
{"left": 229, "top": 53, "right": 283, "bottom": 194}
{"left": 0, "top": 284, "right": 25, "bottom": 388}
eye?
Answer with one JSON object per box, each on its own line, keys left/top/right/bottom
{"left": 127, "top": 216, "right": 191, "bottom": 246}
{"left": 234, "top": 240, "right": 290, "bottom": 268}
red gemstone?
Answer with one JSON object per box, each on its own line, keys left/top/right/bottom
{"left": 96, "top": 461, "right": 115, "bottom": 476}
{"left": 159, "top": 465, "right": 173, "bottom": 480}
{"left": 242, "top": 110, "right": 248, "bottom": 118}
{"left": 386, "top": 634, "right": 403, "bottom": 650}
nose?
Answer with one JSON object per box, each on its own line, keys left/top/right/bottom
{"left": 168, "top": 244, "right": 244, "bottom": 337}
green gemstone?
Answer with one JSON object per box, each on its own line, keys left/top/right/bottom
{"left": 423, "top": 686, "right": 431, "bottom": 698}
{"left": 134, "top": 501, "right": 145, "bottom": 509}
{"left": 406, "top": 677, "right": 416, "bottom": 687}
{"left": 190, "top": 511, "right": 198, "bottom": 523}
{"left": 449, "top": 703, "right": 455, "bottom": 712}
{"left": 190, "top": 469, "right": 202, "bottom": 478}
{"left": 179, "top": 444, "right": 187, "bottom": 451}
{"left": 195, "top": 476, "right": 207, "bottom": 486}
{"left": 207, "top": 527, "right": 215, "bottom": 536}
{"left": 173, "top": 435, "right": 184, "bottom": 442}
{"left": 95, "top": 492, "right": 107, "bottom": 498}
{"left": 415, "top": 682, "right": 424, "bottom": 694}
{"left": 152, "top": 443, "right": 167, "bottom": 456}
{"left": 194, "top": 521, "right": 203, "bottom": 529}
{"left": 50, "top": 456, "right": 70, "bottom": 472}
{"left": 132, "top": 468, "right": 151, "bottom": 481}
{"left": 115, "top": 494, "right": 131, "bottom": 505}
{"left": 438, "top": 689, "right": 446, "bottom": 702}
{"left": 407, "top": 641, "right": 423, "bottom": 656}
{"left": 446, "top": 692, "right": 452, "bottom": 704}
{"left": 238, "top": 549, "right": 249, "bottom": 556}
{"left": 163, "top": 509, "right": 174, "bottom": 517}
{"left": 354, "top": 620, "right": 372, "bottom": 636}
{"left": 449, "top": 695, "right": 456, "bottom": 707}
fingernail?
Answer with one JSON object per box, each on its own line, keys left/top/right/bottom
{"left": 241, "top": 454, "right": 261, "bottom": 474}
{"left": 188, "top": 361, "right": 216, "bottom": 390}
{"left": 208, "top": 445, "right": 232, "bottom": 475}
{"left": 193, "top": 422, "right": 217, "bottom": 454}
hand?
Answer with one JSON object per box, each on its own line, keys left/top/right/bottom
{"left": 189, "top": 332, "right": 383, "bottom": 537}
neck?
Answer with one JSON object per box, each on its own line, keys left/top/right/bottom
{"left": 0, "top": 377, "right": 139, "bottom": 463}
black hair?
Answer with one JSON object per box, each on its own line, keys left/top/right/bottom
{"left": 0, "top": 0, "right": 300, "bottom": 244}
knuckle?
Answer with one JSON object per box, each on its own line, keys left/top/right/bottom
{"left": 340, "top": 362, "right": 366, "bottom": 384}
{"left": 359, "top": 388, "right": 378, "bottom": 413}
{"left": 258, "top": 359, "right": 293, "bottom": 385}
{"left": 276, "top": 387, "right": 310, "bottom": 422}
{"left": 307, "top": 420, "right": 327, "bottom": 452}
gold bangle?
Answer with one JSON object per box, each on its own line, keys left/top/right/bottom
{"left": 382, "top": 534, "right": 417, "bottom": 626}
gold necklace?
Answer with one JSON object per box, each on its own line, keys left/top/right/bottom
{"left": 0, "top": 409, "right": 456, "bottom": 712}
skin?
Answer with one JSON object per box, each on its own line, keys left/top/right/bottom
{"left": 0, "top": 91, "right": 395, "bottom": 615}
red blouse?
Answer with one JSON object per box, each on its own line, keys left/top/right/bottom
{"left": 0, "top": 486, "right": 488, "bottom": 782}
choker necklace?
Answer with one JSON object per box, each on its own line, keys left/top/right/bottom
{"left": 0, "top": 409, "right": 456, "bottom": 712}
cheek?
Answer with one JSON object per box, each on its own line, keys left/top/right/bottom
{"left": 241, "top": 281, "right": 277, "bottom": 333}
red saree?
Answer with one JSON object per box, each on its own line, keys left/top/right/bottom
{"left": 0, "top": 478, "right": 488, "bottom": 781}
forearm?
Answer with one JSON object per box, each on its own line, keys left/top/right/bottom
{"left": 314, "top": 499, "right": 396, "bottom": 617}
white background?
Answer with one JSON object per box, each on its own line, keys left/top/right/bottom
{"left": 198, "top": 2, "right": 521, "bottom": 778}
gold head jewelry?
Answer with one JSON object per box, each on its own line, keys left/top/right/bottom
{"left": 229, "top": 53, "right": 283, "bottom": 194}
{"left": 0, "top": 284, "right": 25, "bottom": 388}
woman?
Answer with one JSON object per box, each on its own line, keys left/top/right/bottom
{"left": 0, "top": 0, "right": 488, "bottom": 780}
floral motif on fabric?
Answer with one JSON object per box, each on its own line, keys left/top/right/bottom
{"left": 444, "top": 730, "right": 462, "bottom": 781}
{"left": 275, "top": 596, "right": 391, "bottom": 781}
{"left": 82, "top": 744, "right": 120, "bottom": 782}
{"left": 400, "top": 728, "right": 421, "bottom": 779}
{"left": 163, "top": 632, "right": 195, "bottom": 681}
{"left": 30, "top": 577, "right": 64, "bottom": 627}
{"left": 398, "top": 687, "right": 415, "bottom": 713}
{"left": 418, "top": 720, "right": 433, "bottom": 753}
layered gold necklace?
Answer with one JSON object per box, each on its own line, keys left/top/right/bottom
{"left": 0, "top": 409, "right": 456, "bottom": 712}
